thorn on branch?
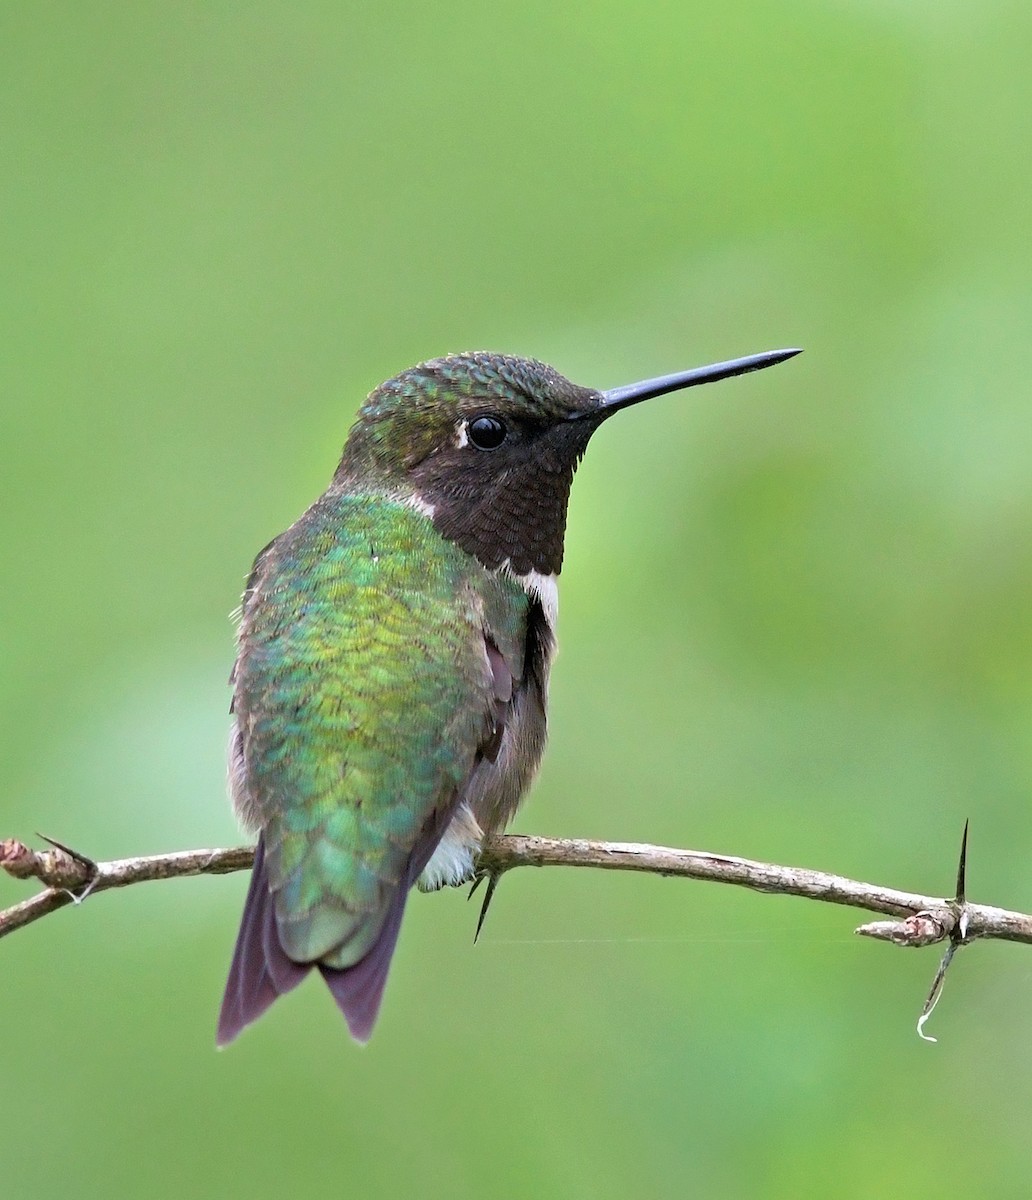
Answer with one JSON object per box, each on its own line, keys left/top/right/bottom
{"left": 915, "top": 820, "right": 972, "bottom": 1044}
{"left": 855, "top": 821, "right": 973, "bottom": 1043}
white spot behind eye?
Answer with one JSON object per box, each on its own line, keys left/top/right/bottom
{"left": 455, "top": 420, "right": 469, "bottom": 449}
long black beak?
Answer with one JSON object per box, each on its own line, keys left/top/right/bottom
{"left": 581, "top": 348, "right": 802, "bottom": 419}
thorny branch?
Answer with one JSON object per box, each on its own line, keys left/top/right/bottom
{"left": 1, "top": 824, "right": 1025, "bottom": 1038}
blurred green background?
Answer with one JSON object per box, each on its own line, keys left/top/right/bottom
{"left": 3, "top": 2, "right": 1032, "bottom": 1196}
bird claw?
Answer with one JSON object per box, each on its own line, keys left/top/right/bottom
{"left": 468, "top": 868, "right": 502, "bottom": 944}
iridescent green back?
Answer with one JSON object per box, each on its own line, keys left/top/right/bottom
{"left": 233, "top": 493, "right": 528, "bottom": 968}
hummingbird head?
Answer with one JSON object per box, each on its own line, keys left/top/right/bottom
{"left": 335, "top": 348, "right": 800, "bottom": 577}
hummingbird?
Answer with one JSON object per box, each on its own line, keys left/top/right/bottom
{"left": 217, "top": 346, "right": 800, "bottom": 1046}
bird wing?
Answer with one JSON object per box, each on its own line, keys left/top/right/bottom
{"left": 229, "top": 495, "right": 529, "bottom": 972}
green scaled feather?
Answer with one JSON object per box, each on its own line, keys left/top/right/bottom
{"left": 233, "top": 493, "right": 528, "bottom": 968}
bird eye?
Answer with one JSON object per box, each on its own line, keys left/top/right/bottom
{"left": 467, "top": 415, "right": 507, "bottom": 450}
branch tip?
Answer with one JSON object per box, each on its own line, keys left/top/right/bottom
{"left": 855, "top": 911, "right": 948, "bottom": 947}
{"left": 0, "top": 839, "right": 39, "bottom": 880}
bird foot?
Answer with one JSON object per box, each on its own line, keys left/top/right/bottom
{"left": 467, "top": 868, "right": 503, "bottom": 943}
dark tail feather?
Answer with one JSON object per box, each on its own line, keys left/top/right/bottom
{"left": 319, "top": 880, "right": 411, "bottom": 1043}
{"left": 319, "top": 804, "right": 454, "bottom": 1043}
{"left": 217, "top": 838, "right": 310, "bottom": 1047}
